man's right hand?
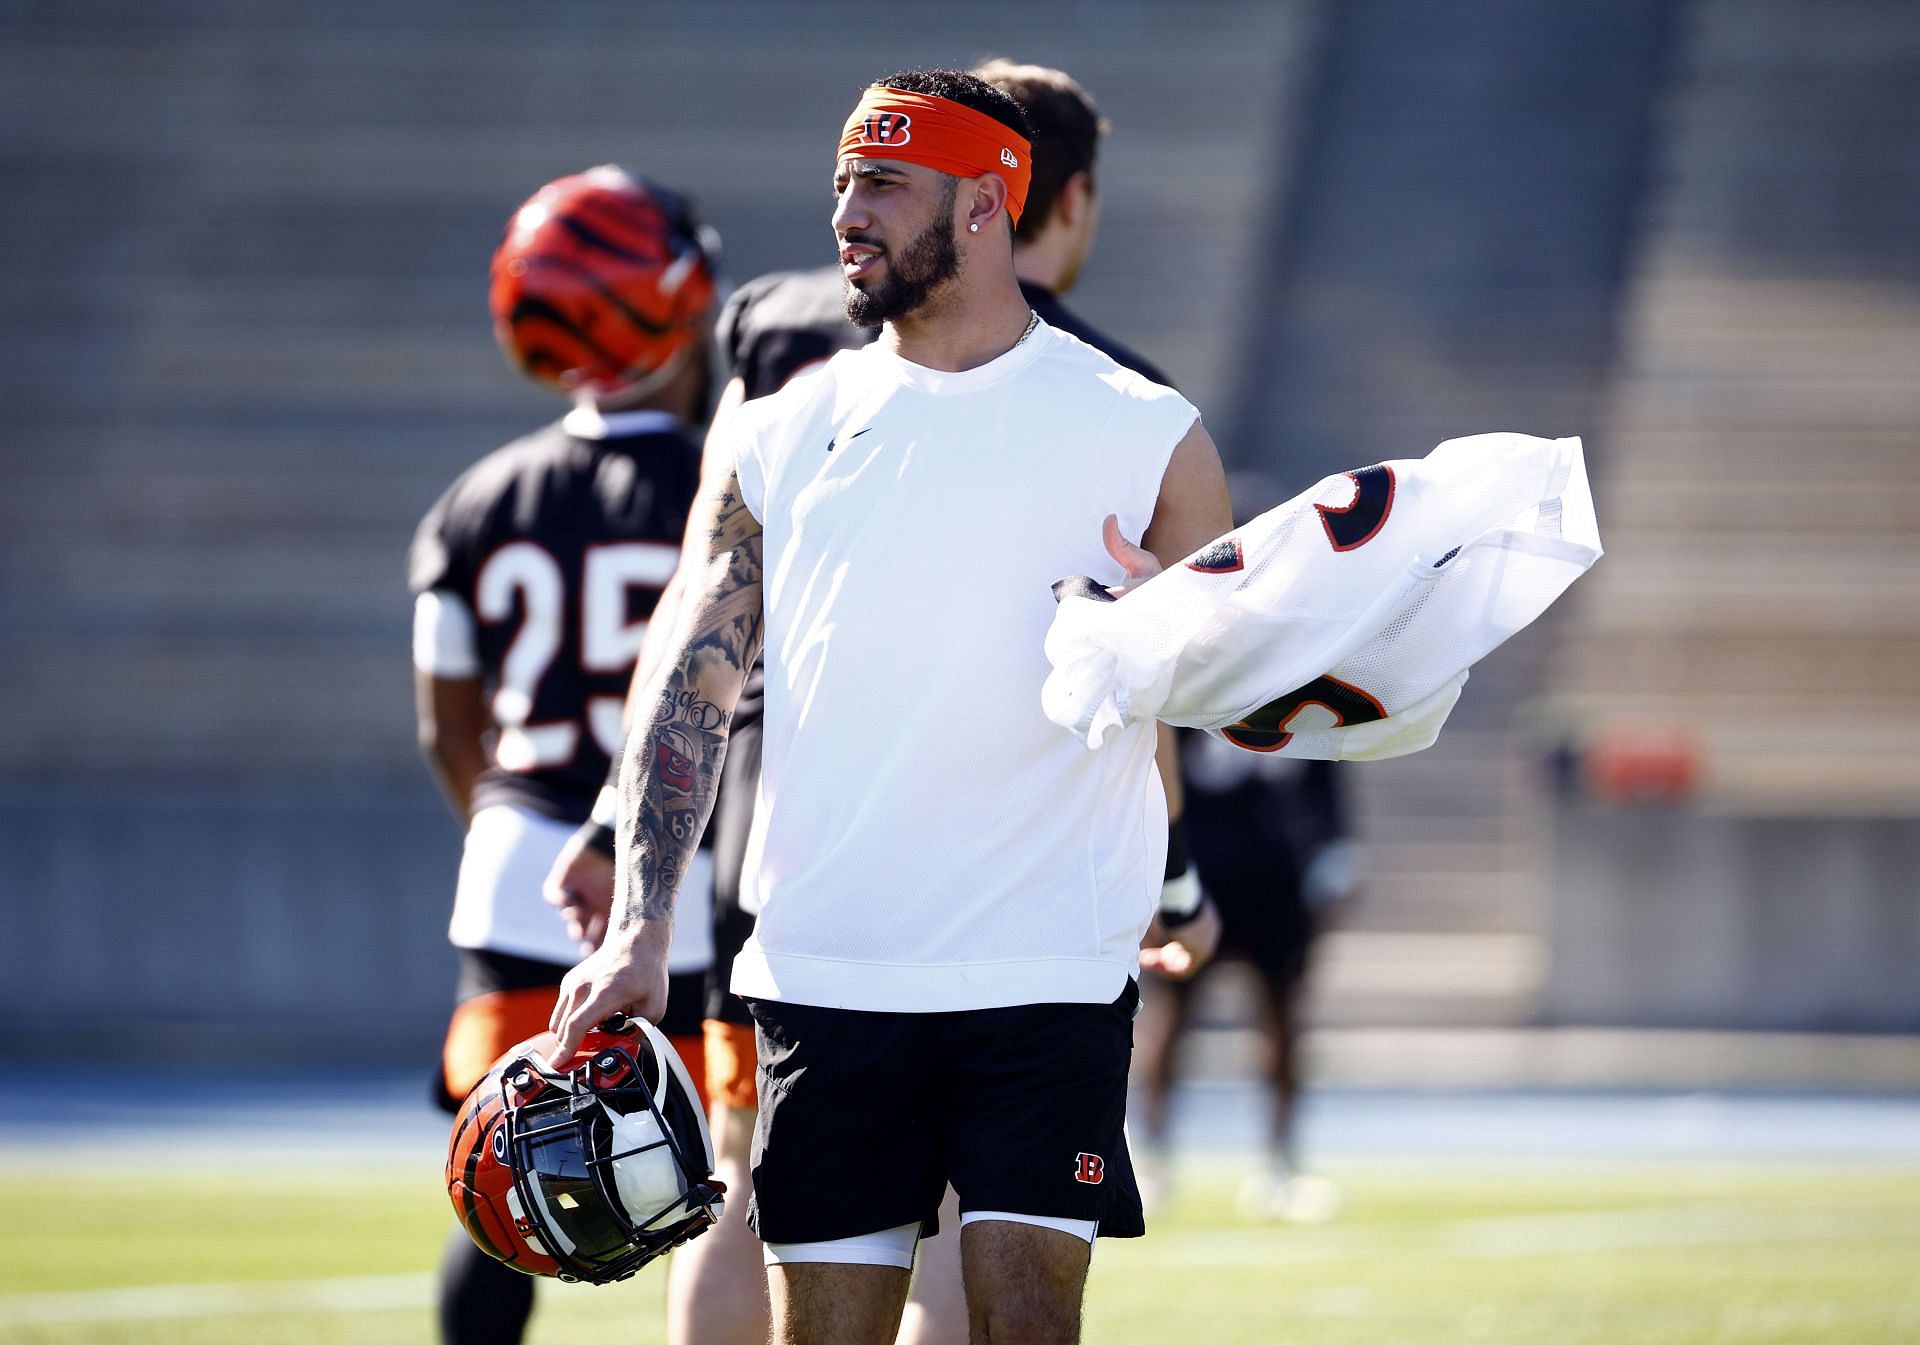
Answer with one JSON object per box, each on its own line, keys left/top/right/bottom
{"left": 1139, "top": 895, "right": 1222, "bottom": 981}
{"left": 544, "top": 828, "right": 617, "bottom": 952}
{"left": 548, "top": 923, "right": 672, "bottom": 1061}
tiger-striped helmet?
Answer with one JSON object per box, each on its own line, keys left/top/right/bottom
{"left": 445, "top": 1014, "right": 723, "bottom": 1284}
{"left": 489, "top": 167, "right": 722, "bottom": 401}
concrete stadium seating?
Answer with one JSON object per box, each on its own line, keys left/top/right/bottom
{"left": 1547, "top": 0, "right": 1920, "bottom": 813}
{"left": 1220, "top": 0, "right": 1676, "bottom": 1028}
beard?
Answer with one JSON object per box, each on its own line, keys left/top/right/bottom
{"left": 843, "top": 191, "right": 963, "bottom": 329}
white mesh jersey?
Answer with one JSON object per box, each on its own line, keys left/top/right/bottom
{"left": 727, "top": 320, "right": 1199, "bottom": 1012}
{"left": 1042, "top": 434, "right": 1601, "bottom": 757}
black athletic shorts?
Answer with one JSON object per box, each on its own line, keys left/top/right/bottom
{"left": 744, "top": 980, "right": 1145, "bottom": 1245}
{"left": 1203, "top": 879, "right": 1318, "bottom": 989}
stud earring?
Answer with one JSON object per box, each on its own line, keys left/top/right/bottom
{"left": 969, "top": 223, "right": 979, "bottom": 233}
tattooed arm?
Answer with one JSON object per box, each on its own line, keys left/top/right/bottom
{"left": 548, "top": 464, "right": 765, "bottom": 1058}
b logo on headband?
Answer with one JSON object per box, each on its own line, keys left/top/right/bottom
{"left": 860, "top": 111, "right": 912, "bottom": 147}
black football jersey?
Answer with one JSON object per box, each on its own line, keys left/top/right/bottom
{"left": 718, "top": 267, "right": 870, "bottom": 401}
{"left": 1022, "top": 284, "right": 1175, "bottom": 391}
{"left": 410, "top": 419, "right": 703, "bottom": 823}
{"left": 1178, "top": 731, "right": 1348, "bottom": 898}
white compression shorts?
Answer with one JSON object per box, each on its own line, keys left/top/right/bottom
{"left": 763, "top": 1212, "right": 1098, "bottom": 1269}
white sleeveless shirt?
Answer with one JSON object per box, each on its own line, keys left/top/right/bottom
{"left": 727, "top": 320, "right": 1199, "bottom": 1012}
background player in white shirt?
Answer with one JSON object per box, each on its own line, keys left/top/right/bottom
{"left": 550, "top": 70, "right": 1230, "bottom": 1345}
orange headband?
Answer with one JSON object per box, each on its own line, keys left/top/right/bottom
{"left": 838, "top": 87, "right": 1033, "bottom": 226}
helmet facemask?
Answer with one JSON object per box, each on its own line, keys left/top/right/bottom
{"left": 494, "top": 1017, "right": 724, "bottom": 1284}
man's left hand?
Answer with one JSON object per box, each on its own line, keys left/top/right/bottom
{"left": 1102, "top": 513, "right": 1163, "bottom": 594}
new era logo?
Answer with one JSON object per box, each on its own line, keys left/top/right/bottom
{"left": 1000, "top": 147, "right": 1019, "bottom": 169}
{"left": 1074, "top": 1152, "right": 1105, "bottom": 1185}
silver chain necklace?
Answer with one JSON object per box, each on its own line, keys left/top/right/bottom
{"left": 1012, "top": 308, "right": 1040, "bottom": 348}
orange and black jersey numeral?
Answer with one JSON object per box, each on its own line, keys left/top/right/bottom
{"left": 1222, "top": 675, "right": 1387, "bottom": 754}
{"left": 1316, "top": 464, "right": 1395, "bottom": 552}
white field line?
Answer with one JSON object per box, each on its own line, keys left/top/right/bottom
{"left": 0, "top": 1272, "right": 433, "bottom": 1324}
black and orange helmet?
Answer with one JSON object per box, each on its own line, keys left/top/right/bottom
{"left": 446, "top": 1014, "right": 724, "bottom": 1285}
{"left": 489, "top": 167, "right": 722, "bottom": 401}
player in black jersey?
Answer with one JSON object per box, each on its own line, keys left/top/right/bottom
{"left": 1129, "top": 474, "right": 1362, "bottom": 1225}
{"left": 411, "top": 167, "right": 722, "bottom": 1345}
{"left": 1133, "top": 745, "right": 1358, "bottom": 1221}
{"left": 540, "top": 63, "right": 1217, "bottom": 1345}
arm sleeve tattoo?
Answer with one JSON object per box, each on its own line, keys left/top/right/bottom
{"left": 612, "top": 476, "right": 765, "bottom": 934}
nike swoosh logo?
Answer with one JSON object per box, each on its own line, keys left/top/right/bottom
{"left": 826, "top": 426, "right": 872, "bottom": 453}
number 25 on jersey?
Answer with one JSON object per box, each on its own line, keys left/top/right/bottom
{"left": 476, "top": 541, "right": 679, "bottom": 771}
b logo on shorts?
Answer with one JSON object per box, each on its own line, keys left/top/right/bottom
{"left": 1074, "top": 1152, "right": 1105, "bottom": 1185}
{"left": 860, "top": 112, "right": 912, "bottom": 146}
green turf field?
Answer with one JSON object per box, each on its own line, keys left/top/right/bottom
{"left": 3, "top": 1163, "right": 1918, "bottom": 1344}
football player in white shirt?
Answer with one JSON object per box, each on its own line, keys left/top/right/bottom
{"left": 549, "top": 68, "right": 1230, "bottom": 1345}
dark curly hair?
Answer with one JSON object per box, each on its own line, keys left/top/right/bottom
{"left": 867, "top": 68, "right": 1037, "bottom": 145}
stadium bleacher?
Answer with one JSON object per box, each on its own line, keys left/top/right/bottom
{"left": 1538, "top": 0, "right": 1920, "bottom": 1031}
{"left": 1549, "top": 0, "right": 1920, "bottom": 813}
{"left": 1222, "top": 0, "right": 1674, "bottom": 1029}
